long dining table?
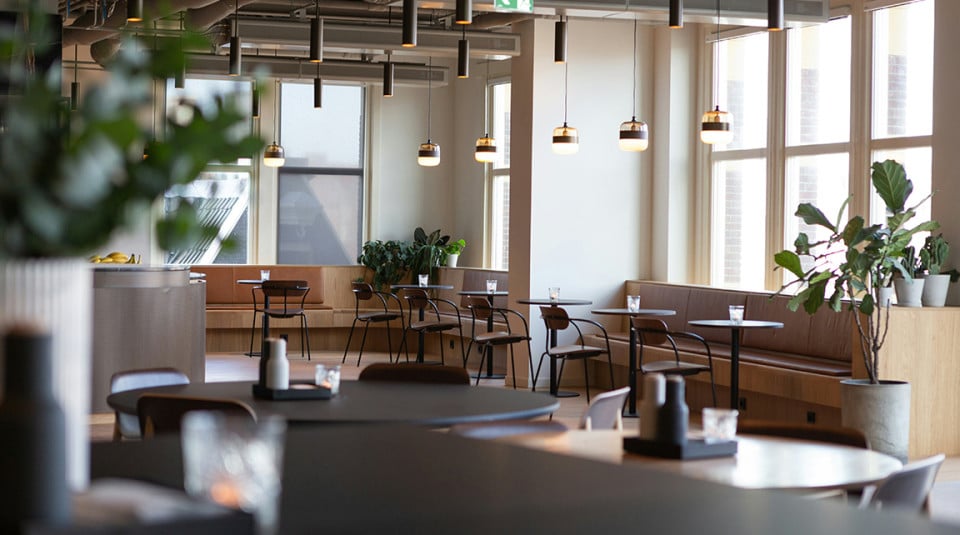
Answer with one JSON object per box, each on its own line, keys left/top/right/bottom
{"left": 88, "top": 425, "right": 952, "bottom": 534}
{"left": 107, "top": 380, "right": 559, "bottom": 427}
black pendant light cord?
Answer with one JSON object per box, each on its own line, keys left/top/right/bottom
{"left": 427, "top": 57, "right": 432, "bottom": 140}
{"left": 714, "top": 0, "right": 720, "bottom": 111}
{"left": 631, "top": 19, "right": 637, "bottom": 120}
{"left": 275, "top": 79, "right": 281, "bottom": 143}
{"left": 483, "top": 60, "right": 490, "bottom": 136}
{"left": 563, "top": 61, "right": 569, "bottom": 125}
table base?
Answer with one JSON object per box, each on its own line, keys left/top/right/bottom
{"left": 471, "top": 372, "right": 506, "bottom": 380}
{"left": 553, "top": 390, "right": 580, "bottom": 398}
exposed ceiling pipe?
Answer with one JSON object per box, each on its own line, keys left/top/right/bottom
{"left": 470, "top": 12, "right": 534, "bottom": 30}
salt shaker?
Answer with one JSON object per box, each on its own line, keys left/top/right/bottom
{"left": 638, "top": 373, "right": 665, "bottom": 440}
{"left": 265, "top": 337, "right": 289, "bottom": 390}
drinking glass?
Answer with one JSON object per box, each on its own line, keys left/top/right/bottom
{"left": 418, "top": 274, "right": 429, "bottom": 287}
{"left": 728, "top": 305, "right": 744, "bottom": 324}
{"left": 315, "top": 364, "right": 341, "bottom": 395}
{"left": 626, "top": 295, "right": 641, "bottom": 312}
{"left": 182, "top": 412, "right": 286, "bottom": 535}
{"left": 702, "top": 408, "right": 739, "bottom": 443}
{"left": 548, "top": 287, "right": 560, "bottom": 302}
{"left": 486, "top": 279, "right": 498, "bottom": 294}
{"left": 260, "top": 270, "right": 271, "bottom": 281}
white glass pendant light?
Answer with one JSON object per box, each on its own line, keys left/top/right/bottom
{"left": 418, "top": 58, "right": 440, "bottom": 167}
{"left": 701, "top": 0, "right": 733, "bottom": 145}
{"left": 619, "top": 20, "right": 648, "bottom": 152}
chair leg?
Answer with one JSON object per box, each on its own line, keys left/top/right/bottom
{"left": 385, "top": 320, "right": 395, "bottom": 363}
{"left": 357, "top": 323, "right": 371, "bottom": 366}
{"left": 301, "top": 314, "right": 311, "bottom": 361}
{"left": 439, "top": 332, "right": 447, "bottom": 365}
{"left": 509, "top": 345, "right": 517, "bottom": 390}
{"left": 248, "top": 310, "right": 260, "bottom": 358}
{"left": 474, "top": 344, "right": 486, "bottom": 386}
{"left": 708, "top": 369, "right": 718, "bottom": 407}
{"left": 532, "top": 352, "right": 549, "bottom": 392}
{"left": 341, "top": 318, "right": 360, "bottom": 364}
{"left": 582, "top": 359, "right": 591, "bottom": 403}
{"left": 525, "top": 341, "right": 535, "bottom": 392}
{"left": 606, "top": 354, "right": 615, "bottom": 391}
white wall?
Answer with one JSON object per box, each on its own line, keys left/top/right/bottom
{"left": 509, "top": 18, "right": 652, "bottom": 385}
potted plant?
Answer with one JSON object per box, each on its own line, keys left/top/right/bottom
{"left": 0, "top": 6, "right": 262, "bottom": 490}
{"left": 410, "top": 227, "right": 449, "bottom": 282}
{"left": 443, "top": 238, "right": 466, "bottom": 267}
{"left": 893, "top": 245, "right": 924, "bottom": 307}
{"left": 919, "top": 234, "right": 959, "bottom": 307}
{"left": 357, "top": 240, "right": 414, "bottom": 291}
{"left": 773, "top": 160, "right": 938, "bottom": 461}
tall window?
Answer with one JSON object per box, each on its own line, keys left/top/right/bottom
{"left": 709, "top": 32, "right": 768, "bottom": 289}
{"left": 277, "top": 83, "right": 365, "bottom": 265}
{"left": 164, "top": 78, "right": 254, "bottom": 264}
{"left": 488, "top": 81, "right": 511, "bottom": 270}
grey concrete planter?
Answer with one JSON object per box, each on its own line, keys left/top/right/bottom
{"left": 921, "top": 273, "right": 950, "bottom": 307}
{"left": 840, "top": 379, "right": 911, "bottom": 463}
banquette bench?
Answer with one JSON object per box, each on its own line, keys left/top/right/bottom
{"left": 586, "top": 281, "right": 854, "bottom": 425}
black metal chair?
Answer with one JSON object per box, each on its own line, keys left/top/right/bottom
{"left": 249, "top": 280, "right": 312, "bottom": 360}
{"left": 464, "top": 296, "right": 534, "bottom": 389}
{"left": 342, "top": 282, "right": 404, "bottom": 366}
{"left": 534, "top": 306, "right": 615, "bottom": 403}
{"left": 358, "top": 362, "right": 471, "bottom": 385}
{"left": 109, "top": 368, "right": 190, "bottom": 440}
{"left": 137, "top": 394, "right": 256, "bottom": 438}
{"left": 631, "top": 317, "right": 717, "bottom": 406}
{"left": 397, "top": 288, "right": 465, "bottom": 365}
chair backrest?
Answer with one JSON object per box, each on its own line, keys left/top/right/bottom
{"left": 863, "top": 454, "right": 945, "bottom": 513}
{"left": 466, "top": 296, "right": 493, "bottom": 321}
{"left": 137, "top": 394, "right": 256, "bottom": 438}
{"left": 631, "top": 318, "right": 670, "bottom": 346}
{"left": 449, "top": 419, "right": 568, "bottom": 440}
{"left": 539, "top": 306, "right": 571, "bottom": 331}
{"left": 579, "top": 386, "right": 630, "bottom": 431}
{"left": 358, "top": 363, "right": 471, "bottom": 385}
{"left": 737, "top": 419, "right": 870, "bottom": 449}
{"left": 110, "top": 368, "right": 190, "bottom": 440}
{"left": 352, "top": 281, "right": 375, "bottom": 301}
{"left": 402, "top": 288, "right": 431, "bottom": 311}
{"left": 261, "top": 279, "right": 310, "bottom": 299}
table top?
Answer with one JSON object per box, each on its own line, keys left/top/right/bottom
{"left": 688, "top": 319, "right": 785, "bottom": 329}
{"left": 592, "top": 308, "right": 677, "bottom": 316}
{"left": 517, "top": 298, "right": 593, "bottom": 306}
{"left": 458, "top": 290, "right": 509, "bottom": 296}
{"left": 497, "top": 430, "right": 903, "bottom": 492}
{"left": 392, "top": 284, "right": 455, "bottom": 290}
{"left": 107, "top": 380, "right": 559, "bottom": 427}
{"left": 236, "top": 279, "right": 264, "bottom": 285}
{"left": 89, "top": 425, "right": 948, "bottom": 533}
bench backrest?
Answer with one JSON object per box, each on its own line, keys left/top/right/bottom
{"left": 191, "top": 265, "right": 325, "bottom": 305}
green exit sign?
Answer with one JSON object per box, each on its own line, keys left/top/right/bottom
{"left": 495, "top": 0, "right": 533, "bottom": 12}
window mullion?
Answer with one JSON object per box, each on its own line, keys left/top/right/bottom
{"left": 766, "top": 30, "right": 787, "bottom": 291}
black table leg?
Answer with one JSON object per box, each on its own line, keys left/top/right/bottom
{"left": 260, "top": 294, "right": 271, "bottom": 358}
{"left": 416, "top": 307, "right": 425, "bottom": 364}
{"left": 625, "top": 325, "right": 638, "bottom": 417}
{"left": 473, "top": 295, "right": 505, "bottom": 380}
{"left": 730, "top": 327, "right": 740, "bottom": 410}
{"left": 548, "top": 327, "right": 578, "bottom": 398}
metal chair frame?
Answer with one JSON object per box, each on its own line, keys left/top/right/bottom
{"left": 248, "top": 280, "right": 312, "bottom": 360}
{"left": 342, "top": 282, "right": 404, "bottom": 366}
{"left": 534, "top": 306, "right": 615, "bottom": 403}
{"left": 464, "top": 296, "right": 534, "bottom": 389}
{"left": 397, "top": 288, "right": 465, "bottom": 365}
{"left": 632, "top": 317, "right": 718, "bottom": 407}
{"left": 109, "top": 368, "right": 190, "bottom": 440}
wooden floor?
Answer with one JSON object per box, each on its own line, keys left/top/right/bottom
{"left": 91, "top": 349, "right": 960, "bottom": 527}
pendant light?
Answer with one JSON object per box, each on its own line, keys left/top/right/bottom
{"left": 127, "top": 0, "right": 143, "bottom": 23}
{"left": 554, "top": 16, "right": 567, "bottom": 63}
{"left": 456, "top": 0, "right": 472, "bottom": 25}
{"left": 475, "top": 61, "right": 497, "bottom": 163}
{"left": 701, "top": 0, "right": 733, "bottom": 145}
{"left": 310, "top": 1, "right": 324, "bottom": 63}
{"left": 264, "top": 80, "right": 286, "bottom": 167}
{"left": 669, "top": 0, "right": 683, "bottom": 28}
{"left": 552, "top": 61, "right": 578, "bottom": 155}
{"left": 229, "top": 1, "right": 241, "bottom": 76}
{"left": 174, "top": 13, "right": 185, "bottom": 88}
{"left": 252, "top": 80, "right": 260, "bottom": 118}
{"left": 457, "top": 26, "right": 469, "bottom": 79}
{"left": 417, "top": 57, "right": 440, "bottom": 167}
{"left": 383, "top": 53, "right": 395, "bottom": 97}
{"left": 619, "top": 20, "right": 648, "bottom": 152}
{"left": 402, "top": 0, "right": 417, "bottom": 48}
{"left": 70, "top": 44, "right": 79, "bottom": 111}
{"left": 768, "top": 0, "right": 783, "bottom": 31}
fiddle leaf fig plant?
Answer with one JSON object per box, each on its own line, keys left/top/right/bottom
{"left": 920, "top": 234, "right": 960, "bottom": 281}
{"left": 0, "top": 5, "right": 264, "bottom": 259}
{"left": 774, "top": 160, "right": 938, "bottom": 384}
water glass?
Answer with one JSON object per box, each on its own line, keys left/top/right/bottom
{"left": 728, "top": 305, "right": 744, "bottom": 324}
{"left": 418, "top": 274, "right": 429, "bottom": 287}
{"left": 260, "top": 270, "right": 271, "bottom": 281}
{"left": 486, "top": 279, "right": 498, "bottom": 294}
{"left": 702, "top": 408, "right": 739, "bottom": 443}
{"left": 548, "top": 287, "right": 560, "bottom": 302}
{"left": 626, "top": 295, "right": 641, "bottom": 312}
{"left": 314, "top": 364, "right": 341, "bottom": 395}
{"left": 182, "top": 412, "right": 286, "bottom": 535}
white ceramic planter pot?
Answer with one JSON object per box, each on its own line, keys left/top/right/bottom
{"left": 840, "top": 379, "right": 911, "bottom": 463}
{"left": 921, "top": 273, "right": 950, "bottom": 307}
{"left": 878, "top": 286, "right": 896, "bottom": 307}
{"left": 0, "top": 258, "right": 92, "bottom": 490}
{"left": 893, "top": 278, "right": 924, "bottom": 307}
{"left": 445, "top": 253, "right": 459, "bottom": 268}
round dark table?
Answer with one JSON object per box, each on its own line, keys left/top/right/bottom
{"left": 687, "top": 319, "right": 783, "bottom": 410}
{"left": 591, "top": 308, "right": 676, "bottom": 417}
{"left": 107, "top": 380, "right": 560, "bottom": 427}
{"left": 518, "top": 297, "right": 594, "bottom": 398}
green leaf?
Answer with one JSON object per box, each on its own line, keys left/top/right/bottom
{"left": 774, "top": 250, "right": 804, "bottom": 278}
{"left": 795, "top": 203, "right": 836, "bottom": 232}
{"left": 871, "top": 159, "right": 912, "bottom": 213}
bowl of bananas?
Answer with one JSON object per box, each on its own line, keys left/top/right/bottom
{"left": 89, "top": 252, "right": 142, "bottom": 265}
